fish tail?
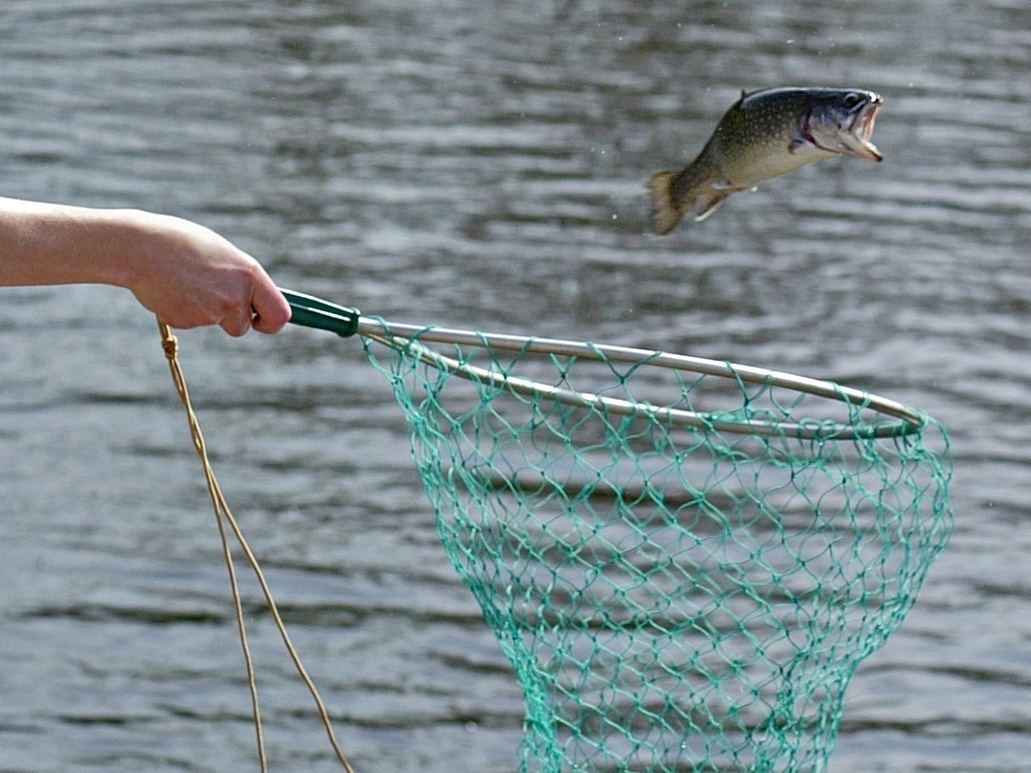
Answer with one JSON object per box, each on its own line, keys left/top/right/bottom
{"left": 647, "top": 171, "right": 690, "bottom": 235}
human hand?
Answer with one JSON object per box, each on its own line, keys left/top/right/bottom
{"left": 119, "top": 211, "right": 291, "bottom": 336}
{"left": 0, "top": 198, "right": 292, "bottom": 336}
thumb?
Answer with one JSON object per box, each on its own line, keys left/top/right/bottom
{"left": 249, "top": 278, "right": 292, "bottom": 334}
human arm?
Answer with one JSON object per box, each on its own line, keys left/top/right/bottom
{"left": 0, "top": 197, "right": 291, "bottom": 335}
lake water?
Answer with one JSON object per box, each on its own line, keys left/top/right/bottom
{"left": 1, "top": 1, "right": 1028, "bottom": 770}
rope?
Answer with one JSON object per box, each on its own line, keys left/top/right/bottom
{"left": 158, "top": 321, "right": 355, "bottom": 773}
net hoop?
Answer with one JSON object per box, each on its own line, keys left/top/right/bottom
{"left": 357, "top": 317, "right": 924, "bottom": 441}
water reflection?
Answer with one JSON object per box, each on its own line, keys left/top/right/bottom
{"left": 1, "top": 0, "right": 1029, "bottom": 770}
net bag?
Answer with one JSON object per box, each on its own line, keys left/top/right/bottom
{"left": 288, "top": 293, "right": 953, "bottom": 772}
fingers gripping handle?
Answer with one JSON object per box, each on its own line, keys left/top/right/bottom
{"left": 281, "top": 289, "right": 360, "bottom": 338}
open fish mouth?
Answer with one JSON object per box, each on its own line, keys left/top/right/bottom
{"left": 851, "top": 96, "right": 882, "bottom": 141}
{"left": 846, "top": 96, "right": 883, "bottom": 161}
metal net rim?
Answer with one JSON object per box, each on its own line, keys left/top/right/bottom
{"left": 356, "top": 316, "right": 925, "bottom": 441}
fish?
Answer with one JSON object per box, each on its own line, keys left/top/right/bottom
{"left": 647, "top": 87, "right": 884, "bottom": 233}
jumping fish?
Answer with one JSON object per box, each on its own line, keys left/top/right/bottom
{"left": 648, "top": 87, "right": 884, "bottom": 233}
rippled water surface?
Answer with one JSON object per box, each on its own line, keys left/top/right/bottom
{"left": 1, "top": 1, "right": 1029, "bottom": 771}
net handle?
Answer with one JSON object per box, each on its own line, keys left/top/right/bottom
{"left": 283, "top": 289, "right": 360, "bottom": 337}
{"left": 281, "top": 290, "right": 925, "bottom": 440}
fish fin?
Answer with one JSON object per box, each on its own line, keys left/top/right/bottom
{"left": 647, "top": 170, "right": 689, "bottom": 235}
{"left": 788, "top": 137, "right": 808, "bottom": 154}
{"left": 693, "top": 188, "right": 734, "bottom": 222}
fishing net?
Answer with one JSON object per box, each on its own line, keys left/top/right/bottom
{"left": 288, "top": 292, "right": 953, "bottom": 773}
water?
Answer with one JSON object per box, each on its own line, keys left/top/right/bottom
{"left": 0, "top": 0, "right": 1028, "bottom": 770}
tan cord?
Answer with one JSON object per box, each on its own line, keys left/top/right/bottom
{"left": 159, "top": 321, "right": 355, "bottom": 773}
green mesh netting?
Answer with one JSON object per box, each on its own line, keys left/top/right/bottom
{"left": 362, "top": 325, "right": 952, "bottom": 773}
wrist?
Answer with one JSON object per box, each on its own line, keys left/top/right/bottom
{"left": 84, "top": 208, "right": 162, "bottom": 290}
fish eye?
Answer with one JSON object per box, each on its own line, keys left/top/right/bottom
{"left": 843, "top": 92, "right": 864, "bottom": 109}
